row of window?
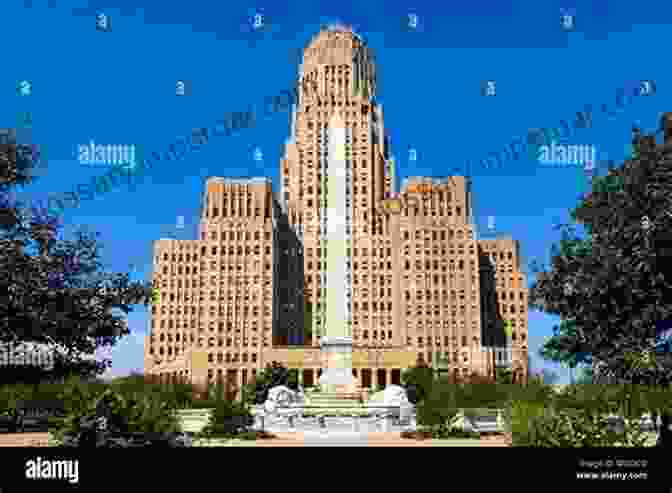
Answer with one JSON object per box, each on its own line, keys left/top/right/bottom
{"left": 149, "top": 346, "right": 265, "bottom": 359}
{"left": 152, "top": 321, "right": 271, "bottom": 333}
{"left": 154, "top": 294, "right": 273, "bottom": 306}
{"left": 206, "top": 206, "right": 269, "bottom": 217}
{"left": 151, "top": 315, "right": 518, "bottom": 336}
{"left": 152, "top": 316, "right": 271, "bottom": 330}
{"left": 152, "top": 294, "right": 525, "bottom": 316}
{"left": 150, "top": 334, "right": 268, "bottom": 346}
{"left": 403, "top": 192, "right": 456, "bottom": 204}
{"left": 157, "top": 231, "right": 272, "bottom": 253}
{"left": 208, "top": 352, "right": 258, "bottom": 364}
{"left": 305, "top": 247, "right": 396, "bottom": 258}
{"left": 154, "top": 306, "right": 273, "bottom": 317}
{"left": 405, "top": 306, "right": 476, "bottom": 315}
{"left": 152, "top": 333, "right": 262, "bottom": 345}
{"left": 405, "top": 259, "right": 477, "bottom": 270}
{"left": 150, "top": 342, "right": 525, "bottom": 365}
{"left": 160, "top": 261, "right": 273, "bottom": 276}
{"left": 150, "top": 328, "right": 527, "bottom": 347}
{"left": 404, "top": 246, "right": 476, "bottom": 255}
{"left": 158, "top": 276, "right": 273, "bottom": 289}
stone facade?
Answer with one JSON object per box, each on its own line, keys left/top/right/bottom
{"left": 144, "top": 26, "right": 528, "bottom": 394}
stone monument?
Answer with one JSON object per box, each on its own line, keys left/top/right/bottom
{"left": 318, "top": 111, "right": 358, "bottom": 394}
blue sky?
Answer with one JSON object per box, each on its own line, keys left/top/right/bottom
{"left": 3, "top": 0, "right": 670, "bottom": 382}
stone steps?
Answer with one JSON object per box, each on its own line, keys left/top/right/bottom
{"left": 305, "top": 392, "right": 364, "bottom": 408}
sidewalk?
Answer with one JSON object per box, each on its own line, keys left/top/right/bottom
{"left": 0, "top": 432, "right": 510, "bottom": 447}
{"left": 0, "top": 433, "right": 54, "bottom": 447}
{"left": 198, "top": 432, "right": 511, "bottom": 447}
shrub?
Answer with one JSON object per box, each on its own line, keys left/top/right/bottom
{"left": 512, "top": 379, "right": 556, "bottom": 405}
{"left": 241, "top": 361, "right": 299, "bottom": 406}
{"left": 51, "top": 383, "right": 182, "bottom": 444}
{"left": 455, "top": 382, "right": 512, "bottom": 410}
{"left": 189, "top": 399, "right": 218, "bottom": 409}
{"left": 507, "top": 400, "right": 553, "bottom": 445}
{"left": 415, "top": 380, "right": 461, "bottom": 437}
{"left": 0, "top": 383, "right": 33, "bottom": 414}
{"left": 401, "top": 360, "right": 434, "bottom": 405}
{"left": 503, "top": 383, "right": 672, "bottom": 447}
{"left": 110, "top": 373, "right": 195, "bottom": 410}
{"left": 438, "top": 428, "right": 481, "bottom": 439}
{"left": 54, "top": 376, "right": 103, "bottom": 419}
{"left": 511, "top": 406, "right": 649, "bottom": 447}
{"left": 0, "top": 381, "right": 70, "bottom": 411}
{"left": 200, "top": 400, "right": 254, "bottom": 438}
{"left": 237, "top": 430, "right": 262, "bottom": 440}
{"left": 120, "top": 392, "right": 182, "bottom": 434}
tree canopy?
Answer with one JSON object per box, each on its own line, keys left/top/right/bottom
{"left": 1, "top": 129, "right": 154, "bottom": 381}
{"left": 531, "top": 114, "right": 672, "bottom": 386}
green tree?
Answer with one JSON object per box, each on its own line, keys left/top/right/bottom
{"left": 539, "top": 319, "right": 592, "bottom": 369}
{"left": 528, "top": 116, "right": 672, "bottom": 445}
{"left": 1, "top": 129, "right": 155, "bottom": 382}
{"left": 415, "top": 380, "right": 461, "bottom": 437}
{"left": 401, "top": 358, "right": 434, "bottom": 404}
{"left": 241, "top": 361, "right": 299, "bottom": 406}
{"left": 574, "top": 365, "right": 594, "bottom": 384}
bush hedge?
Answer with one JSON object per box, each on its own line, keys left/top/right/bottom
{"left": 199, "top": 400, "right": 254, "bottom": 438}
{"left": 240, "top": 361, "right": 299, "bottom": 406}
{"left": 415, "top": 382, "right": 462, "bottom": 438}
{"left": 509, "top": 406, "right": 649, "bottom": 447}
{"left": 410, "top": 373, "right": 672, "bottom": 444}
{"left": 0, "top": 374, "right": 197, "bottom": 444}
{"left": 50, "top": 382, "right": 184, "bottom": 445}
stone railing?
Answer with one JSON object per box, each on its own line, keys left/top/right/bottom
{"left": 251, "top": 406, "right": 417, "bottom": 433}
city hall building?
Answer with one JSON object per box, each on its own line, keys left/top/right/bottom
{"left": 144, "top": 25, "right": 529, "bottom": 394}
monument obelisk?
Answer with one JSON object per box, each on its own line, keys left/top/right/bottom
{"left": 318, "top": 110, "right": 357, "bottom": 393}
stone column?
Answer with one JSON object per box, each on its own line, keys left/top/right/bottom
{"left": 317, "top": 111, "right": 355, "bottom": 393}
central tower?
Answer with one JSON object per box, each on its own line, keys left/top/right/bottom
{"left": 280, "top": 24, "right": 390, "bottom": 349}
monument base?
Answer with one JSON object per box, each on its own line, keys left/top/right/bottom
{"left": 318, "top": 336, "right": 357, "bottom": 393}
